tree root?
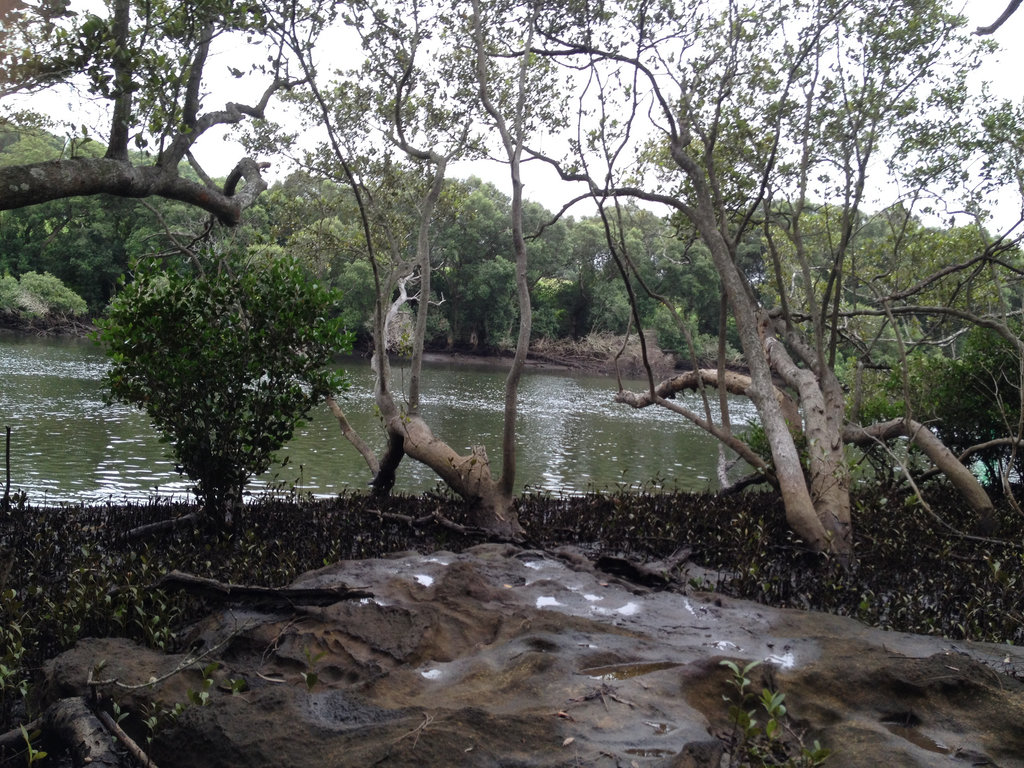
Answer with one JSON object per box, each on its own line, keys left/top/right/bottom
{"left": 157, "top": 570, "right": 373, "bottom": 608}
{"left": 122, "top": 513, "right": 197, "bottom": 541}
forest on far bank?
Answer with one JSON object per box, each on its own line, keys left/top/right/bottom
{"left": 0, "top": 125, "right": 739, "bottom": 365}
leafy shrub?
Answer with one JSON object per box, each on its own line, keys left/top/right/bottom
{"left": 0, "top": 271, "right": 87, "bottom": 317}
{"left": 0, "top": 274, "right": 18, "bottom": 312}
{"left": 97, "top": 250, "right": 353, "bottom": 521}
{"left": 868, "top": 325, "right": 1024, "bottom": 489}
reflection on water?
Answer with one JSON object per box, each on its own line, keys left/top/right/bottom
{"left": 0, "top": 334, "right": 756, "bottom": 503}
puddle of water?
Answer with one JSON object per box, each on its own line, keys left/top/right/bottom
{"left": 883, "top": 724, "right": 950, "bottom": 755}
{"left": 709, "top": 640, "right": 741, "bottom": 651}
{"left": 536, "top": 596, "right": 563, "bottom": 608}
{"left": 420, "top": 668, "right": 442, "bottom": 680}
{"left": 580, "top": 660, "right": 683, "bottom": 680}
{"left": 643, "top": 721, "right": 675, "bottom": 735}
{"left": 414, "top": 574, "right": 434, "bottom": 587}
{"left": 617, "top": 601, "right": 640, "bottom": 616}
{"left": 590, "top": 600, "right": 641, "bottom": 617}
{"left": 521, "top": 560, "right": 543, "bottom": 570}
{"left": 624, "top": 748, "right": 674, "bottom": 757}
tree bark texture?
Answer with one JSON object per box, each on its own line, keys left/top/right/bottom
{"left": 766, "top": 336, "right": 853, "bottom": 552}
{"left": 0, "top": 157, "right": 266, "bottom": 226}
{"left": 381, "top": 412, "right": 523, "bottom": 538}
{"left": 42, "top": 697, "right": 122, "bottom": 767}
{"left": 690, "top": 200, "right": 835, "bottom": 553}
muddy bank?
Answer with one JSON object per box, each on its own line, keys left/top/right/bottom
{"left": 39, "top": 544, "right": 1024, "bottom": 767}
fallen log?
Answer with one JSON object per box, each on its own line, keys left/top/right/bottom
{"left": 43, "top": 697, "right": 121, "bottom": 767}
{"left": 122, "top": 513, "right": 197, "bottom": 541}
{"left": 157, "top": 570, "right": 372, "bottom": 608}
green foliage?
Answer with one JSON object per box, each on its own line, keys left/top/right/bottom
{"left": 19, "top": 724, "right": 47, "bottom": 765}
{"left": 97, "top": 250, "right": 353, "bottom": 519}
{"left": 0, "top": 125, "right": 227, "bottom": 314}
{"left": 301, "top": 646, "right": 327, "bottom": 691}
{"left": 0, "top": 274, "right": 18, "bottom": 312}
{"left": 720, "top": 659, "right": 830, "bottom": 767}
{"left": 0, "top": 271, "right": 87, "bottom": 318}
{"left": 187, "top": 663, "right": 219, "bottom": 707}
{"left": 15, "top": 271, "right": 88, "bottom": 316}
{"left": 868, "top": 325, "right": 1024, "bottom": 488}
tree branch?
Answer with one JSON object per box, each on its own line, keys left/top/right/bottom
{"left": 976, "top": 0, "right": 1022, "bottom": 34}
{"left": 0, "top": 156, "right": 267, "bottom": 226}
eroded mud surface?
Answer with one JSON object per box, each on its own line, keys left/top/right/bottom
{"left": 42, "top": 544, "right": 1024, "bottom": 767}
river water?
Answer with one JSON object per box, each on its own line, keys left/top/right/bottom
{"left": 0, "top": 334, "right": 756, "bottom": 504}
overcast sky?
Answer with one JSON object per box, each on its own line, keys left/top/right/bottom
{"left": 17, "top": 1, "right": 1024, "bottom": 222}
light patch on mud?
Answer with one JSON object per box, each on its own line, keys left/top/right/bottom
{"left": 583, "top": 594, "right": 602, "bottom": 602}
{"left": 581, "top": 660, "right": 683, "bottom": 680}
{"left": 420, "top": 668, "right": 442, "bottom": 680}
{"left": 414, "top": 574, "right": 434, "bottom": 587}
{"left": 536, "top": 596, "right": 562, "bottom": 608}
{"left": 617, "top": 601, "right": 640, "bottom": 616}
{"left": 591, "top": 601, "right": 641, "bottom": 617}
{"left": 710, "top": 640, "right": 741, "bottom": 651}
{"left": 765, "top": 651, "right": 796, "bottom": 669}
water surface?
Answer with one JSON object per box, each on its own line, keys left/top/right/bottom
{"left": 0, "top": 334, "right": 754, "bottom": 503}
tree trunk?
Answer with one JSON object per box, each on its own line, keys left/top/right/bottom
{"left": 766, "top": 336, "right": 853, "bottom": 552}
{"left": 844, "top": 418, "right": 997, "bottom": 533}
{"left": 385, "top": 413, "right": 523, "bottom": 538}
{"left": 686, "top": 194, "right": 836, "bottom": 553}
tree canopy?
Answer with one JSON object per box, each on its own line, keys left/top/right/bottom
{"left": 5, "top": 0, "right": 1024, "bottom": 555}
{"left": 0, "top": 0, "right": 334, "bottom": 222}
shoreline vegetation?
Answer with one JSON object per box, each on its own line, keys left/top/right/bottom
{"left": 1, "top": 312, "right": 713, "bottom": 379}
{"left": 5, "top": 314, "right": 1022, "bottom": 752}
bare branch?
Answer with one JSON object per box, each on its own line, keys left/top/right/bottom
{"left": 976, "top": 0, "right": 1023, "bottom": 35}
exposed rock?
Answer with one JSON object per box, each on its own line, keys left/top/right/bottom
{"left": 41, "top": 544, "right": 1024, "bottom": 767}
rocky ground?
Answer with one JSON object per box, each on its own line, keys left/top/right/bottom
{"left": 39, "top": 543, "right": 1024, "bottom": 768}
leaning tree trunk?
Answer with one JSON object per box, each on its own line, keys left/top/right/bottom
{"left": 766, "top": 334, "right": 853, "bottom": 552}
{"left": 844, "top": 418, "right": 997, "bottom": 534}
{"left": 690, "top": 202, "right": 838, "bottom": 554}
{"left": 383, "top": 412, "right": 523, "bottom": 538}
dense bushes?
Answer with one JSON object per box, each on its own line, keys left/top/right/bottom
{"left": 0, "top": 271, "right": 87, "bottom": 320}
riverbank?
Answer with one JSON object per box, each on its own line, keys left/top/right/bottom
{"left": 0, "top": 311, "right": 95, "bottom": 337}
{"left": 1, "top": 312, "right": 692, "bottom": 377}
{"left": 2, "top": 489, "right": 1023, "bottom": 766}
